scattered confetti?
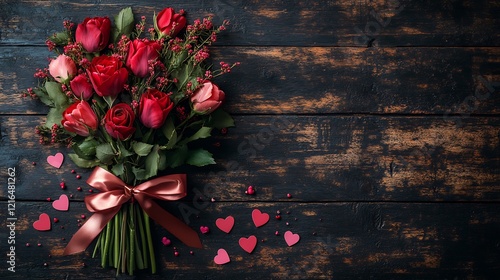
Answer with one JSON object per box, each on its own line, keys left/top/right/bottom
{"left": 47, "top": 152, "right": 64, "bottom": 168}
{"left": 238, "top": 235, "right": 257, "bottom": 254}
{"left": 200, "top": 226, "right": 210, "bottom": 234}
{"left": 251, "top": 209, "right": 270, "bottom": 228}
{"left": 33, "top": 213, "right": 51, "bottom": 231}
{"left": 215, "top": 216, "right": 235, "bottom": 233}
{"left": 161, "top": 237, "right": 171, "bottom": 246}
{"left": 284, "top": 230, "right": 300, "bottom": 247}
{"left": 213, "top": 248, "right": 230, "bottom": 265}
{"left": 52, "top": 194, "right": 69, "bottom": 211}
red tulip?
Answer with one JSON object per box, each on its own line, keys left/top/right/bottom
{"left": 49, "top": 54, "right": 77, "bottom": 83}
{"left": 191, "top": 81, "right": 225, "bottom": 114}
{"left": 156, "top": 7, "right": 186, "bottom": 37}
{"left": 61, "top": 100, "right": 98, "bottom": 136}
{"left": 139, "top": 89, "right": 173, "bottom": 129}
{"left": 75, "top": 17, "right": 111, "bottom": 53}
{"left": 70, "top": 74, "right": 93, "bottom": 100}
{"left": 126, "top": 39, "right": 162, "bottom": 77}
{"left": 104, "top": 103, "right": 136, "bottom": 140}
{"left": 87, "top": 55, "right": 129, "bottom": 98}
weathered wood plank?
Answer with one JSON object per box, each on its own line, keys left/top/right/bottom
{"left": 0, "top": 0, "right": 499, "bottom": 47}
{"left": 1, "top": 46, "right": 499, "bottom": 115}
{"left": 0, "top": 202, "right": 499, "bottom": 279}
{"left": 1, "top": 116, "right": 498, "bottom": 202}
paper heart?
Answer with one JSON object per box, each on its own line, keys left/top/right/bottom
{"left": 284, "top": 230, "right": 300, "bottom": 247}
{"left": 200, "top": 226, "right": 210, "bottom": 234}
{"left": 161, "top": 237, "right": 171, "bottom": 246}
{"left": 215, "top": 216, "right": 235, "bottom": 233}
{"left": 33, "top": 213, "right": 51, "bottom": 231}
{"left": 251, "top": 209, "right": 269, "bottom": 228}
{"left": 52, "top": 194, "right": 69, "bottom": 211}
{"left": 47, "top": 152, "right": 64, "bottom": 169}
{"left": 213, "top": 248, "right": 230, "bottom": 265}
{"left": 239, "top": 235, "right": 257, "bottom": 254}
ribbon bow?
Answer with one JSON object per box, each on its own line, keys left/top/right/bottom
{"left": 64, "top": 167, "right": 202, "bottom": 255}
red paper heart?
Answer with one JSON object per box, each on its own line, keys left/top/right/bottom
{"left": 161, "top": 237, "right": 171, "bottom": 246}
{"left": 251, "top": 209, "right": 269, "bottom": 228}
{"left": 215, "top": 216, "right": 235, "bottom": 233}
{"left": 213, "top": 248, "right": 230, "bottom": 265}
{"left": 52, "top": 194, "right": 69, "bottom": 211}
{"left": 47, "top": 152, "right": 64, "bottom": 168}
{"left": 33, "top": 213, "right": 51, "bottom": 231}
{"left": 284, "top": 230, "right": 300, "bottom": 247}
{"left": 200, "top": 226, "right": 210, "bottom": 234}
{"left": 239, "top": 235, "right": 257, "bottom": 254}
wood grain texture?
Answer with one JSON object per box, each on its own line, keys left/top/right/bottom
{"left": 0, "top": 0, "right": 499, "bottom": 47}
{"left": 1, "top": 46, "right": 499, "bottom": 114}
{"left": 0, "top": 202, "right": 499, "bottom": 279}
{"left": 1, "top": 116, "right": 498, "bottom": 202}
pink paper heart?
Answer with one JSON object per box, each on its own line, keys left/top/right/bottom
{"left": 239, "top": 235, "right": 257, "bottom": 254}
{"left": 251, "top": 209, "right": 269, "bottom": 228}
{"left": 52, "top": 194, "right": 69, "bottom": 211}
{"left": 200, "top": 226, "right": 210, "bottom": 234}
{"left": 284, "top": 230, "right": 300, "bottom": 247}
{"left": 33, "top": 213, "right": 51, "bottom": 231}
{"left": 47, "top": 152, "right": 64, "bottom": 168}
{"left": 215, "top": 216, "right": 235, "bottom": 233}
{"left": 214, "top": 248, "right": 230, "bottom": 265}
{"left": 162, "top": 237, "right": 171, "bottom": 246}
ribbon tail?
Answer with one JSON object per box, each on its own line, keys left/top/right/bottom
{"left": 140, "top": 199, "right": 202, "bottom": 248}
{"left": 63, "top": 207, "right": 120, "bottom": 255}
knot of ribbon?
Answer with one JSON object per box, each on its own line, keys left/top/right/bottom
{"left": 64, "top": 167, "right": 202, "bottom": 255}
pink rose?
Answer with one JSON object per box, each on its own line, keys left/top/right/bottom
{"left": 191, "top": 81, "right": 225, "bottom": 114}
{"left": 48, "top": 54, "right": 77, "bottom": 83}
{"left": 126, "top": 39, "right": 162, "bottom": 77}
{"left": 61, "top": 100, "right": 98, "bottom": 136}
{"left": 70, "top": 74, "right": 93, "bottom": 100}
{"left": 139, "top": 89, "right": 173, "bottom": 129}
{"left": 156, "top": 7, "right": 186, "bottom": 37}
{"left": 75, "top": 17, "right": 111, "bottom": 53}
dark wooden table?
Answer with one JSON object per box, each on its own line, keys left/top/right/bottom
{"left": 1, "top": 0, "right": 499, "bottom": 279}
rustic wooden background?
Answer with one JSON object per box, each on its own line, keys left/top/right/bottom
{"left": 1, "top": 0, "right": 499, "bottom": 279}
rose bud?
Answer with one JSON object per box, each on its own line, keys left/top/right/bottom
{"left": 190, "top": 81, "right": 225, "bottom": 114}
{"left": 139, "top": 89, "right": 173, "bottom": 129}
{"left": 48, "top": 54, "right": 77, "bottom": 83}
{"left": 61, "top": 100, "right": 98, "bottom": 136}
{"left": 87, "top": 55, "right": 129, "bottom": 98}
{"left": 70, "top": 74, "right": 93, "bottom": 100}
{"left": 104, "top": 103, "right": 136, "bottom": 140}
{"left": 75, "top": 17, "right": 111, "bottom": 53}
{"left": 126, "top": 39, "right": 162, "bottom": 77}
{"left": 155, "top": 7, "right": 186, "bottom": 37}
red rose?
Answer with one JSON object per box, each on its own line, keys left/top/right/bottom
{"left": 104, "top": 103, "right": 136, "bottom": 140}
{"left": 126, "top": 39, "right": 162, "bottom": 77}
{"left": 49, "top": 54, "right": 77, "bottom": 83}
{"left": 87, "top": 55, "right": 129, "bottom": 98}
{"left": 70, "top": 74, "right": 93, "bottom": 100}
{"left": 61, "top": 100, "right": 98, "bottom": 136}
{"left": 139, "top": 89, "right": 173, "bottom": 129}
{"left": 191, "top": 81, "right": 225, "bottom": 114}
{"left": 156, "top": 7, "right": 186, "bottom": 37}
{"left": 75, "top": 17, "right": 111, "bottom": 53}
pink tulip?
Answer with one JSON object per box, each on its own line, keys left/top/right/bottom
{"left": 61, "top": 101, "right": 98, "bottom": 136}
{"left": 48, "top": 54, "right": 77, "bottom": 83}
{"left": 191, "top": 81, "right": 225, "bottom": 114}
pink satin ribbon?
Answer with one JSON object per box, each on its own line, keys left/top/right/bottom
{"left": 64, "top": 167, "right": 202, "bottom": 255}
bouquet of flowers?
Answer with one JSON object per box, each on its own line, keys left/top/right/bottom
{"left": 27, "top": 6, "right": 237, "bottom": 275}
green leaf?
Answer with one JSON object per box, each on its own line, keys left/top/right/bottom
{"left": 179, "top": 127, "right": 212, "bottom": 145}
{"left": 113, "top": 7, "right": 134, "bottom": 42}
{"left": 33, "top": 87, "right": 54, "bottom": 107}
{"left": 45, "top": 107, "right": 66, "bottom": 129}
{"left": 111, "top": 163, "right": 124, "bottom": 177}
{"left": 45, "top": 82, "right": 69, "bottom": 108}
{"left": 206, "top": 109, "right": 235, "bottom": 129}
{"left": 144, "top": 145, "right": 160, "bottom": 179}
{"left": 132, "top": 141, "right": 154, "bottom": 156}
{"left": 96, "top": 143, "right": 115, "bottom": 164}
{"left": 161, "top": 117, "right": 177, "bottom": 149}
{"left": 158, "top": 150, "right": 167, "bottom": 170}
{"left": 132, "top": 167, "right": 147, "bottom": 181}
{"left": 72, "top": 137, "right": 98, "bottom": 160}
{"left": 117, "top": 141, "right": 134, "bottom": 158}
{"left": 68, "top": 153, "right": 100, "bottom": 168}
{"left": 165, "top": 145, "right": 188, "bottom": 168}
{"left": 186, "top": 149, "right": 216, "bottom": 167}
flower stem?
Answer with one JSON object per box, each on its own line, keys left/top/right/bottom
{"left": 128, "top": 203, "right": 135, "bottom": 275}
{"left": 136, "top": 203, "right": 148, "bottom": 269}
{"left": 143, "top": 210, "right": 156, "bottom": 274}
{"left": 102, "top": 222, "right": 112, "bottom": 268}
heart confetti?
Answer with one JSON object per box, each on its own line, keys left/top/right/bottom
{"left": 47, "top": 152, "right": 64, "bottom": 168}
{"left": 239, "top": 235, "right": 257, "bottom": 254}
{"left": 161, "top": 237, "right": 171, "bottom": 246}
{"left": 52, "top": 194, "right": 69, "bottom": 211}
{"left": 251, "top": 209, "right": 269, "bottom": 228}
{"left": 215, "top": 215, "right": 235, "bottom": 233}
{"left": 33, "top": 213, "right": 51, "bottom": 231}
{"left": 213, "top": 248, "right": 230, "bottom": 265}
{"left": 284, "top": 230, "right": 300, "bottom": 247}
{"left": 200, "top": 226, "right": 210, "bottom": 234}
